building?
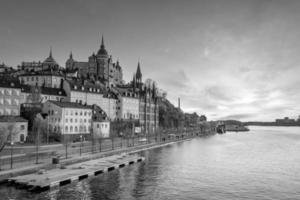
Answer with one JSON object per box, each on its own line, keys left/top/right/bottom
{"left": 18, "top": 61, "right": 43, "bottom": 72}
{"left": 91, "top": 104, "right": 110, "bottom": 138}
{"left": 0, "top": 78, "right": 22, "bottom": 116}
{"left": 19, "top": 70, "right": 64, "bottom": 89}
{"left": 42, "top": 101, "right": 93, "bottom": 137}
{"left": 133, "top": 63, "right": 159, "bottom": 134}
{"left": 20, "top": 85, "right": 67, "bottom": 103}
{"left": 275, "top": 117, "right": 296, "bottom": 124}
{"left": 114, "top": 86, "right": 139, "bottom": 120}
{"left": 18, "top": 49, "right": 60, "bottom": 73}
{"left": 65, "top": 36, "right": 123, "bottom": 87}
{"left": 63, "top": 80, "right": 118, "bottom": 120}
{"left": 0, "top": 116, "right": 28, "bottom": 143}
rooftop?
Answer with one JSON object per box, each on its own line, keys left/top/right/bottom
{"left": 48, "top": 100, "right": 92, "bottom": 109}
{"left": 21, "top": 85, "right": 66, "bottom": 96}
{"left": 0, "top": 116, "right": 28, "bottom": 122}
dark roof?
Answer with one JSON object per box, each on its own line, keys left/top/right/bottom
{"left": 20, "top": 85, "right": 66, "bottom": 96}
{"left": 67, "top": 80, "right": 105, "bottom": 93}
{"left": 48, "top": 100, "right": 92, "bottom": 109}
{"left": 0, "top": 116, "right": 28, "bottom": 122}
{"left": 19, "top": 70, "right": 63, "bottom": 77}
{"left": 0, "top": 77, "right": 21, "bottom": 88}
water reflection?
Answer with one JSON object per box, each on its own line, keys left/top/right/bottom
{"left": 1, "top": 127, "right": 300, "bottom": 200}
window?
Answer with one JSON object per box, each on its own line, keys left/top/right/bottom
{"left": 66, "top": 118, "right": 68, "bottom": 123}
{"left": 70, "top": 111, "right": 73, "bottom": 115}
{"left": 75, "top": 126, "right": 78, "bottom": 132}
{"left": 84, "top": 119, "right": 86, "bottom": 123}
{"left": 70, "top": 126, "right": 73, "bottom": 132}
{"left": 75, "top": 119, "right": 77, "bottom": 123}
{"left": 97, "top": 124, "right": 99, "bottom": 128}
{"left": 75, "top": 112, "right": 78, "bottom": 116}
{"left": 65, "top": 110, "right": 68, "bottom": 115}
{"left": 80, "top": 111, "right": 82, "bottom": 116}
{"left": 65, "top": 126, "right": 68, "bottom": 132}
{"left": 5, "top": 89, "right": 12, "bottom": 96}
{"left": 4, "top": 99, "right": 11, "bottom": 105}
{"left": 20, "top": 125, "right": 25, "bottom": 130}
{"left": 31, "top": 77, "right": 34, "bottom": 81}
{"left": 80, "top": 119, "right": 82, "bottom": 123}
{"left": 36, "top": 77, "right": 38, "bottom": 81}
{"left": 84, "top": 111, "right": 87, "bottom": 116}
{"left": 70, "top": 119, "right": 73, "bottom": 123}
{"left": 0, "top": 98, "right": 3, "bottom": 105}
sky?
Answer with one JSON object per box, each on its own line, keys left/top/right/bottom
{"left": 1, "top": 0, "right": 300, "bottom": 121}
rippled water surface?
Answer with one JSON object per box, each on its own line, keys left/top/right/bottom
{"left": 1, "top": 126, "right": 300, "bottom": 200}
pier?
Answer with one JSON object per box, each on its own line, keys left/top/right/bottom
{"left": 8, "top": 154, "right": 144, "bottom": 192}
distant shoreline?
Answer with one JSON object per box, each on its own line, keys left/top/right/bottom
{"left": 243, "top": 122, "right": 300, "bottom": 127}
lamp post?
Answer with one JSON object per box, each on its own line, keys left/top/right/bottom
{"left": 80, "top": 135, "right": 82, "bottom": 156}
{"left": 10, "top": 141, "right": 14, "bottom": 169}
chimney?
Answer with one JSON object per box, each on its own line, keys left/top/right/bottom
{"left": 178, "top": 97, "right": 180, "bottom": 109}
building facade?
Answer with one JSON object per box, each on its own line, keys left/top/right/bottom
{"left": 0, "top": 79, "right": 22, "bottom": 116}
{"left": 42, "top": 101, "right": 92, "bottom": 136}
{"left": 20, "top": 85, "right": 67, "bottom": 104}
{"left": 0, "top": 116, "right": 28, "bottom": 143}
{"left": 63, "top": 80, "right": 118, "bottom": 120}
{"left": 19, "top": 71, "right": 64, "bottom": 89}
{"left": 65, "top": 36, "right": 123, "bottom": 87}
{"left": 115, "top": 87, "right": 139, "bottom": 120}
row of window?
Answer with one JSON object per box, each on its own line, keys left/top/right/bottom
{"left": 0, "top": 98, "right": 19, "bottom": 105}
{"left": 96, "top": 123, "right": 108, "bottom": 128}
{"left": 65, "top": 110, "right": 92, "bottom": 116}
{"left": 0, "top": 89, "right": 20, "bottom": 96}
{"left": 65, "top": 118, "right": 91, "bottom": 123}
{"left": 0, "top": 108, "right": 19, "bottom": 115}
{"left": 22, "top": 76, "right": 61, "bottom": 82}
{"left": 65, "top": 125, "right": 90, "bottom": 133}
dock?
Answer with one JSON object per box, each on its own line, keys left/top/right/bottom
{"left": 8, "top": 154, "right": 144, "bottom": 192}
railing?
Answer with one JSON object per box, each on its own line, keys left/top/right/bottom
{"left": 0, "top": 127, "right": 213, "bottom": 171}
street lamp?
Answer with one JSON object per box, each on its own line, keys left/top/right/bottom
{"left": 80, "top": 135, "right": 82, "bottom": 156}
{"left": 10, "top": 141, "right": 14, "bottom": 169}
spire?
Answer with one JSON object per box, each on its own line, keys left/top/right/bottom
{"left": 97, "top": 34, "right": 108, "bottom": 56}
{"left": 136, "top": 61, "right": 142, "bottom": 80}
{"left": 101, "top": 34, "right": 105, "bottom": 49}
{"left": 49, "top": 47, "right": 52, "bottom": 58}
{"left": 70, "top": 51, "right": 73, "bottom": 59}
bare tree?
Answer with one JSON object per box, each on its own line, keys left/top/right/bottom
{"left": 0, "top": 123, "right": 19, "bottom": 153}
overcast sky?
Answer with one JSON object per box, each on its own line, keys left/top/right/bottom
{"left": 1, "top": 0, "right": 300, "bottom": 121}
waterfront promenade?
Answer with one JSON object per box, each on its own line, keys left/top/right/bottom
{"left": 0, "top": 128, "right": 212, "bottom": 182}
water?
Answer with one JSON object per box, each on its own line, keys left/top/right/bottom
{"left": 1, "top": 126, "right": 300, "bottom": 200}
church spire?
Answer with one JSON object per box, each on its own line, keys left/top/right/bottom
{"left": 101, "top": 34, "right": 105, "bottom": 49}
{"left": 49, "top": 47, "right": 52, "bottom": 58}
{"left": 97, "top": 34, "right": 108, "bottom": 56}
{"left": 136, "top": 61, "right": 142, "bottom": 80}
{"left": 70, "top": 51, "right": 73, "bottom": 59}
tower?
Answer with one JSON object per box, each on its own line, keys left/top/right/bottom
{"left": 136, "top": 62, "right": 142, "bottom": 88}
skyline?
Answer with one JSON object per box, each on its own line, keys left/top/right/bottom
{"left": 1, "top": 0, "right": 300, "bottom": 121}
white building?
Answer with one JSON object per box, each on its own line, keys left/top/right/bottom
{"left": 19, "top": 71, "right": 64, "bottom": 89}
{"left": 92, "top": 121, "right": 110, "bottom": 138}
{"left": 63, "top": 80, "right": 118, "bottom": 120}
{"left": 0, "top": 116, "right": 28, "bottom": 143}
{"left": 0, "top": 79, "right": 22, "bottom": 116}
{"left": 20, "top": 85, "right": 67, "bottom": 104}
{"left": 115, "top": 87, "right": 139, "bottom": 120}
{"left": 42, "top": 101, "right": 92, "bottom": 135}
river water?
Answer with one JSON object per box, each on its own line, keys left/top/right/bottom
{"left": 1, "top": 126, "right": 300, "bottom": 200}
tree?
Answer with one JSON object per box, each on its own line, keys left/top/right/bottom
{"left": 200, "top": 115, "right": 207, "bottom": 122}
{"left": 0, "top": 123, "right": 19, "bottom": 153}
{"left": 27, "top": 85, "right": 42, "bottom": 103}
